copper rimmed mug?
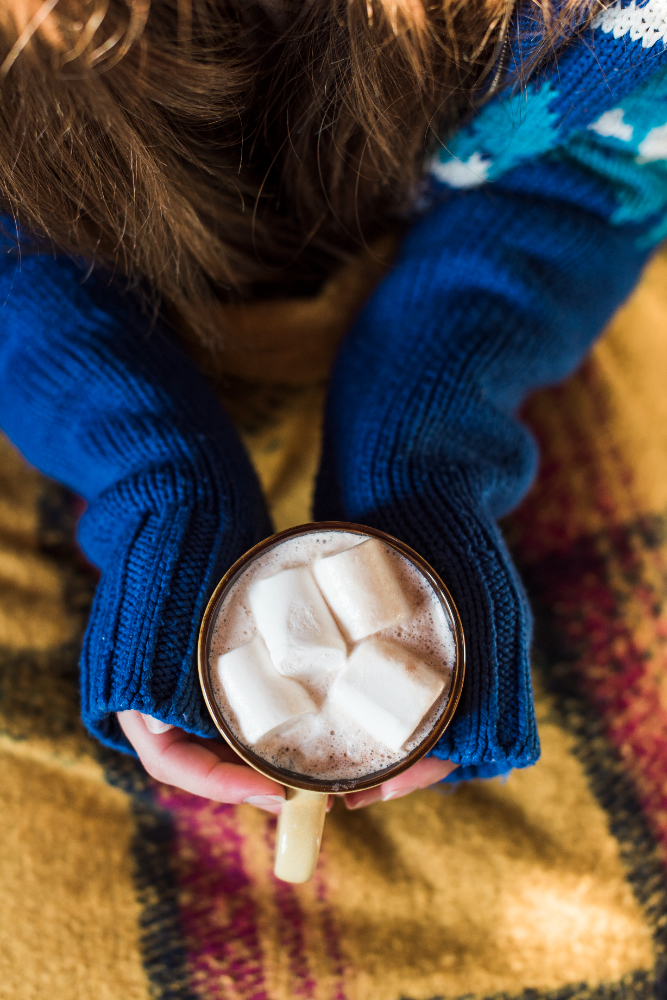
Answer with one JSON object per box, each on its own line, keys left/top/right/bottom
{"left": 198, "top": 521, "right": 465, "bottom": 884}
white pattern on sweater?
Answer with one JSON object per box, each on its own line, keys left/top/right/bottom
{"left": 429, "top": 152, "right": 491, "bottom": 189}
{"left": 593, "top": 0, "right": 667, "bottom": 48}
{"left": 588, "top": 108, "right": 634, "bottom": 140}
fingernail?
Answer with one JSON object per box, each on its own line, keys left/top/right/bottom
{"left": 345, "top": 796, "right": 372, "bottom": 810}
{"left": 382, "top": 785, "right": 419, "bottom": 802}
{"left": 243, "top": 795, "right": 285, "bottom": 809}
{"left": 141, "top": 714, "right": 174, "bottom": 734}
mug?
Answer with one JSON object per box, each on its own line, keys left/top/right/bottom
{"left": 198, "top": 521, "right": 465, "bottom": 883}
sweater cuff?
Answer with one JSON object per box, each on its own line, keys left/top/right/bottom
{"left": 78, "top": 459, "right": 268, "bottom": 753}
{"left": 315, "top": 471, "right": 540, "bottom": 774}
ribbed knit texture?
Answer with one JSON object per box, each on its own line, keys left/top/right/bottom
{"left": 1, "top": 1, "right": 667, "bottom": 765}
{"left": 0, "top": 251, "right": 271, "bottom": 751}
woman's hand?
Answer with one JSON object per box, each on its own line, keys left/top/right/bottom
{"left": 118, "top": 710, "right": 286, "bottom": 814}
{"left": 120, "top": 711, "right": 457, "bottom": 813}
{"left": 342, "top": 757, "right": 458, "bottom": 809}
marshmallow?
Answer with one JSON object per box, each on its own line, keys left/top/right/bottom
{"left": 217, "top": 636, "right": 317, "bottom": 745}
{"left": 249, "top": 566, "right": 346, "bottom": 677}
{"left": 328, "top": 637, "right": 444, "bottom": 751}
{"left": 313, "top": 538, "right": 410, "bottom": 642}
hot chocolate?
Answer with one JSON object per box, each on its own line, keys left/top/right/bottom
{"left": 209, "top": 529, "right": 456, "bottom": 783}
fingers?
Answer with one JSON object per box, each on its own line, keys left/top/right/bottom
{"left": 118, "top": 713, "right": 456, "bottom": 814}
{"left": 118, "top": 710, "right": 286, "bottom": 810}
{"left": 343, "top": 756, "right": 458, "bottom": 810}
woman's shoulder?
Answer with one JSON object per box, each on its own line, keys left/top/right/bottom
{"left": 430, "top": 0, "right": 667, "bottom": 191}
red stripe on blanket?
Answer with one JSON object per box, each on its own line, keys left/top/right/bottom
{"left": 153, "top": 785, "right": 347, "bottom": 999}
{"left": 510, "top": 362, "right": 667, "bottom": 865}
{"left": 154, "top": 787, "right": 269, "bottom": 1000}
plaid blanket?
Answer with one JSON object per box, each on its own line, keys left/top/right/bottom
{"left": 1, "top": 249, "right": 667, "bottom": 1000}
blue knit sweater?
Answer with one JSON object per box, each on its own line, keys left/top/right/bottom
{"left": 1, "top": 0, "right": 666, "bottom": 772}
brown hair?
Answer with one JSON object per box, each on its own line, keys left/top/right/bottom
{"left": 0, "top": 0, "right": 597, "bottom": 344}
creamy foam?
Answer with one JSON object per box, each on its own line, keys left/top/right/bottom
{"left": 209, "top": 530, "right": 456, "bottom": 785}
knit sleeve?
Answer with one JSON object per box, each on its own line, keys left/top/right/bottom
{"left": 0, "top": 248, "right": 271, "bottom": 753}
{"left": 314, "top": 130, "right": 661, "bottom": 780}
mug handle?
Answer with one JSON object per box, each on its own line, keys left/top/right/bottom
{"left": 274, "top": 787, "right": 328, "bottom": 883}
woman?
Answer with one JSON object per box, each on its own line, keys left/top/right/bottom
{"left": 0, "top": 0, "right": 664, "bottom": 810}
